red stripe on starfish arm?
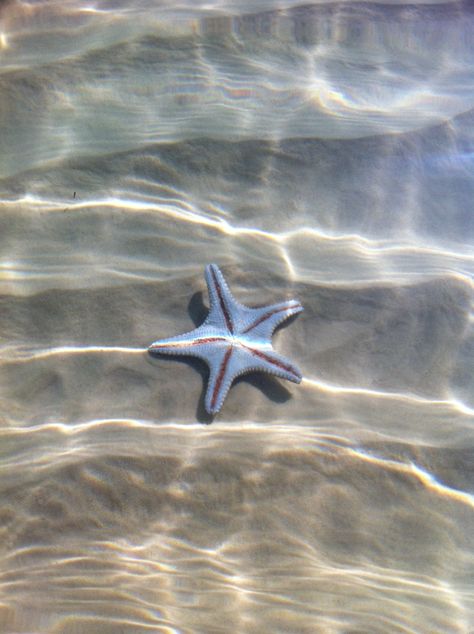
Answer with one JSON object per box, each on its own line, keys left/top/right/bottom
{"left": 242, "top": 303, "right": 302, "bottom": 334}
{"left": 242, "top": 344, "right": 299, "bottom": 377}
{"left": 211, "top": 267, "right": 234, "bottom": 334}
{"left": 151, "top": 336, "right": 227, "bottom": 349}
{"left": 211, "top": 346, "right": 233, "bottom": 410}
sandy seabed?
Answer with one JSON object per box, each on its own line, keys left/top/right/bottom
{"left": 0, "top": 1, "right": 473, "bottom": 632}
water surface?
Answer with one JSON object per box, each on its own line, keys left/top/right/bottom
{"left": 0, "top": 1, "right": 473, "bottom": 632}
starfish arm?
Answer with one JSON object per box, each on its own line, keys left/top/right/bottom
{"left": 239, "top": 300, "right": 303, "bottom": 341}
{"left": 204, "top": 264, "right": 241, "bottom": 334}
{"left": 203, "top": 344, "right": 235, "bottom": 414}
{"left": 239, "top": 344, "right": 303, "bottom": 384}
{"left": 204, "top": 344, "right": 303, "bottom": 414}
{"left": 148, "top": 324, "right": 226, "bottom": 356}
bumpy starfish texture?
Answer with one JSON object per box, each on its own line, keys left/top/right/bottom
{"left": 148, "top": 264, "right": 303, "bottom": 415}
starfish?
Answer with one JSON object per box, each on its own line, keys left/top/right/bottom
{"left": 148, "top": 264, "right": 303, "bottom": 415}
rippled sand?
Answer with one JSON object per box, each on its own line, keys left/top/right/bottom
{"left": 0, "top": 1, "right": 473, "bottom": 632}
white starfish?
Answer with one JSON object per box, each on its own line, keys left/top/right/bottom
{"left": 149, "top": 264, "right": 303, "bottom": 415}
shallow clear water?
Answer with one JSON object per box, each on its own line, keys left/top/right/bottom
{"left": 0, "top": 1, "right": 473, "bottom": 632}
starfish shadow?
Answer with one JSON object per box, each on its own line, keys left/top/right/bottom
{"left": 188, "top": 291, "right": 208, "bottom": 327}
{"left": 234, "top": 373, "right": 292, "bottom": 403}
